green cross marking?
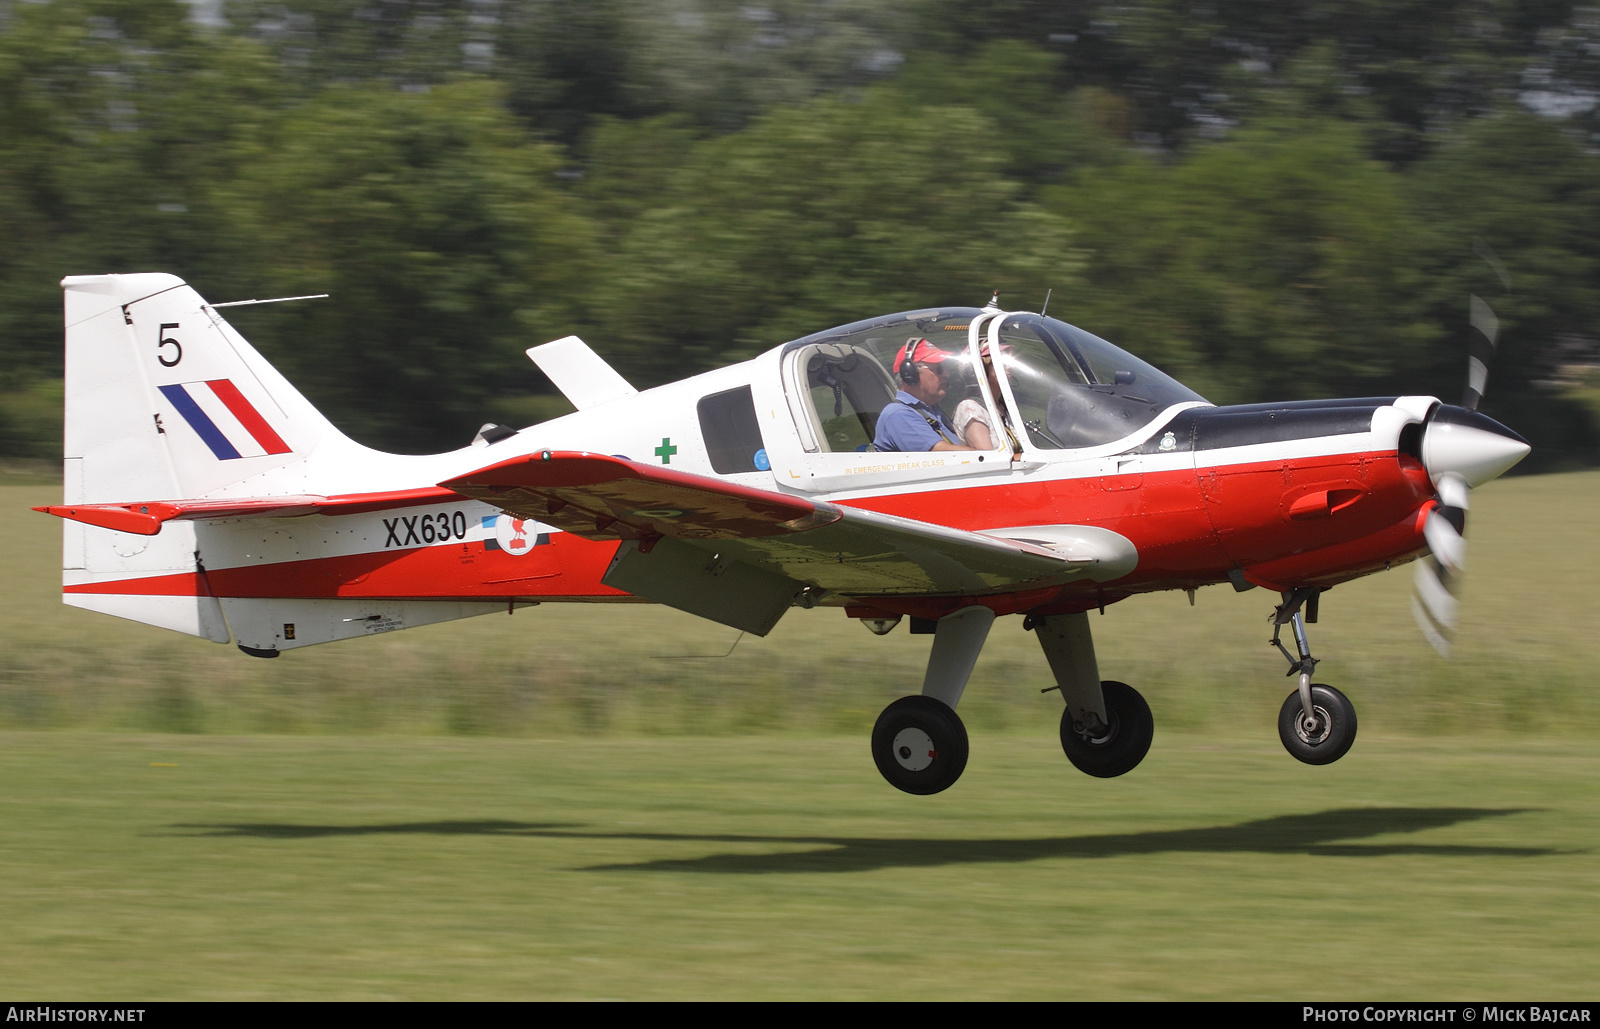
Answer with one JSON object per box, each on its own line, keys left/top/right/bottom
{"left": 654, "top": 437, "right": 677, "bottom": 464}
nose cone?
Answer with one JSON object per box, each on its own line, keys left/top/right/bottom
{"left": 1420, "top": 405, "right": 1531, "bottom": 488}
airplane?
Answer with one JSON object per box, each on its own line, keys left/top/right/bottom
{"left": 37, "top": 274, "right": 1531, "bottom": 794}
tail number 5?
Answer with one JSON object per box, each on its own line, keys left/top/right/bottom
{"left": 157, "top": 323, "right": 183, "bottom": 367}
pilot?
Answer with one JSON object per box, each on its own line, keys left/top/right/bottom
{"left": 874, "top": 338, "right": 974, "bottom": 453}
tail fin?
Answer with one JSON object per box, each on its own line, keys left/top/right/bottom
{"left": 59, "top": 273, "right": 353, "bottom": 642}
{"left": 63, "top": 273, "right": 347, "bottom": 503}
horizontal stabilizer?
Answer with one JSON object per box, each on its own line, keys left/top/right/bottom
{"left": 36, "top": 486, "right": 463, "bottom": 536}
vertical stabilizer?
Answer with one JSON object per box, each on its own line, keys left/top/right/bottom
{"left": 59, "top": 274, "right": 354, "bottom": 642}
{"left": 63, "top": 273, "right": 347, "bottom": 503}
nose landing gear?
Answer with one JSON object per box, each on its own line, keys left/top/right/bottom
{"left": 1270, "top": 588, "right": 1358, "bottom": 764}
{"left": 1277, "top": 683, "right": 1358, "bottom": 765}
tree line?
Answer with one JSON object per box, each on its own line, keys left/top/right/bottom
{"left": 2, "top": 0, "right": 1597, "bottom": 463}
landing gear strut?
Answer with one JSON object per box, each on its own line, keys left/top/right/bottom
{"left": 1270, "top": 588, "right": 1357, "bottom": 764}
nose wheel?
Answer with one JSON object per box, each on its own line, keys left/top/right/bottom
{"left": 1277, "top": 683, "right": 1357, "bottom": 764}
{"left": 1269, "top": 588, "right": 1358, "bottom": 765}
{"left": 871, "top": 696, "right": 970, "bottom": 795}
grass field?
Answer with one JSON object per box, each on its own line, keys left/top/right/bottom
{"left": 1, "top": 731, "right": 1597, "bottom": 1000}
{"left": 2, "top": 472, "right": 1597, "bottom": 998}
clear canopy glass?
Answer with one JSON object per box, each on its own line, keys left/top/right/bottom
{"left": 989, "top": 313, "right": 1207, "bottom": 450}
{"left": 783, "top": 308, "right": 1204, "bottom": 454}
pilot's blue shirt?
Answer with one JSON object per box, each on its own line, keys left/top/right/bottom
{"left": 874, "top": 390, "right": 960, "bottom": 452}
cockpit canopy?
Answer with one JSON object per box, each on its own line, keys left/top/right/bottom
{"left": 783, "top": 307, "right": 1206, "bottom": 453}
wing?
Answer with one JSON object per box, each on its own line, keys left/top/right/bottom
{"left": 442, "top": 452, "right": 1135, "bottom": 634}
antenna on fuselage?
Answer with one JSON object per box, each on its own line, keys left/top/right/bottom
{"left": 1040, "top": 288, "right": 1052, "bottom": 317}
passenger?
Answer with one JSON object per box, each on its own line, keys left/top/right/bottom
{"left": 952, "top": 343, "right": 1018, "bottom": 453}
{"left": 873, "top": 338, "right": 974, "bottom": 453}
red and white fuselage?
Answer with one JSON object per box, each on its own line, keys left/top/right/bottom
{"left": 42, "top": 275, "right": 1527, "bottom": 657}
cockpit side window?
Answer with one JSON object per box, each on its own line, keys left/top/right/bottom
{"left": 800, "top": 344, "right": 897, "bottom": 453}
{"left": 698, "top": 385, "right": 769, "bottom": 473}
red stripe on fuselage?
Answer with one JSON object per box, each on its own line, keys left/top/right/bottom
{"left": 66, "top": 532, "right": 629, "bottom": 600}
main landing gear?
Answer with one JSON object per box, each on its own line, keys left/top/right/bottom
{"left": 869, "top": 606, "right": 989, "bottom": 795}
{"left": 868, "top": 606, "right": 1154, "bottom": 794}
{"left": 1058, "top": 679, "right": 1155, "bottom": 779}
{"left": 1032, "top": 611, "right": 1153, "bottom": 778}
{"left": 1269, "top": 588, "right": 1358, "bottom": 765}
{"left": 871, "top": 695, "right": 969, "bottom": 795}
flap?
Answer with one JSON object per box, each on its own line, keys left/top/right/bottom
{"left": 603, "top": 537, "right": 804, "bottom": 636}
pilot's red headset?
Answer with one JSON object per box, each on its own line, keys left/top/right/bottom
{"left": 899, "top": 337, "right": 927, "bottom": 385}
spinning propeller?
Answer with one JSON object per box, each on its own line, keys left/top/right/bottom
{"left": 1410, "top": 244, "right": 1529, "bottom": 655}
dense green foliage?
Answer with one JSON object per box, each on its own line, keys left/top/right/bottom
{"left": 2, "top": 0, "right": 1597, "bottom": 458}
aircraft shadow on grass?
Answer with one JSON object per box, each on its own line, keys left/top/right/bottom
{"left": 171, "top": 806, "right": 1564, "bottom": 874}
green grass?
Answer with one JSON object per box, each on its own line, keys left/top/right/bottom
{"left": 4, "top": 471, "right": 1600, "bottom": 736}
{"left": 0, "top": 458, "right": 60, "bottom": 486}
{"left": 0, "top": 731, "right": 1595, "bottom": 999}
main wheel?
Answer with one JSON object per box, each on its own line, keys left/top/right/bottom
{"left": 871, "top": 696, "right": 970, "bottom": 795}
{"left": 1278, "top": 684, "right": 1357, "bottom": 765}
{"left": 1059, "top": 680, "right": 1154, "bottom": 778}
